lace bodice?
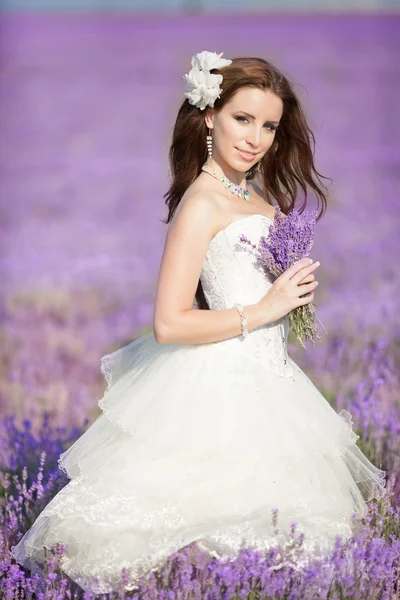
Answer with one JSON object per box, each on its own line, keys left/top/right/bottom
{"left": 200, "top": 213, "right": 294, "bottom": 377}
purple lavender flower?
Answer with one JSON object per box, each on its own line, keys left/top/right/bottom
{"left": 240, "top": 206, "right": 320, "bottom": 348}
{"left": 258, "top": 207, "right": 317, "bottom": 274}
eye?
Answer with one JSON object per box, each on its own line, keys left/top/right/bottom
{"left": 235, "top": 116, "right": 249, "bottom": 124}
{"left": 235, "top": 116, "right": 277, "bottom": 131}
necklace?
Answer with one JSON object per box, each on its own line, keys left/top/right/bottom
{"left": 201, "top": 164, "right": 251, "bottom": 202}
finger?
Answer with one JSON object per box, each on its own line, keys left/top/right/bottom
{"left": 298, "top": 291, "right": 315, "bottom": 306}
{"left": 293, "top": 256, "right": 313, "bottom": 265}
{"left": 297, "top": 280, "right": 318, "bottom": 296}
{"left": 291, "top": 261, "right": 320, "bottom": 285}
{"left": 280, "top": 258, "right": 313, "bottom": 282}
{"left": 298, "top": 273, "right": 315, "bottom": 284}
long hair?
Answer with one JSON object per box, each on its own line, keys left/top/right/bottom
{"left": 162, "top": 57, "right": 330, "bottom": 310}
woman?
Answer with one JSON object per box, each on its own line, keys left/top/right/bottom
{"left": 11, "top": 50, "right": 386, "bottom": 594}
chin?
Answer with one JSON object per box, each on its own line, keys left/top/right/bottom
{"left": 232, "top": 158, "right": 254, "bottom": 171}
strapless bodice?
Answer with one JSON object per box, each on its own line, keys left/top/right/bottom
{"left": 200, "top": 214, "right": 293, "bottom": 377}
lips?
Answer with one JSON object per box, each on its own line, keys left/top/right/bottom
{"left": 236, "top": 148, "right": 258, "bottom": 161}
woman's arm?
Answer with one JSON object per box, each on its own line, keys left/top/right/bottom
{"left": 153, "top": 194, "right": 266, "bottom": 345}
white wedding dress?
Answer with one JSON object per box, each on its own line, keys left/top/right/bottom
{"left": 12, "top": 213, "right": 386, "bottom": 594}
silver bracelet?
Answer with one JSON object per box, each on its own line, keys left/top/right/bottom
{"left": 233, "top": 302, "right": 249, "bottom": 338}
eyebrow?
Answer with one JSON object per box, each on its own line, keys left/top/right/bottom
{"left": 236, "top": 111, "right": 280, "bottom": 125}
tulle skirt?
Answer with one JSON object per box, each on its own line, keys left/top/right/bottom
{"left": 11, "top": 331, "right": 386, "bottom": 594}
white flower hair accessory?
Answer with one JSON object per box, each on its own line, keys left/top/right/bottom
{"left": 183, "top": 50, "right": 232, "bottom": 111}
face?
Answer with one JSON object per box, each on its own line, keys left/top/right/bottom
{"left": 205, "top": 86, "right": 283, "bottom": 174}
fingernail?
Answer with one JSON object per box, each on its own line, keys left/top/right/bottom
{"left": 308, "top": 259, "right": 313, "bottom": 264}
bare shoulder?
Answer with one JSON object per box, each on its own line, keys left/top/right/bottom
{"left": 168, "top": 184, "right": 224, "bottom": 241}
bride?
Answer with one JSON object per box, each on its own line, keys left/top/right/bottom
{"left": 11, "top": 50, "right": 386, "bottom": 594}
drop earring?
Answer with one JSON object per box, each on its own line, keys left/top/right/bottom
{"left": 206, "top": 128, "right": 213, "bottom": 159}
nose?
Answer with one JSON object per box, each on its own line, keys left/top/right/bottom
{"left": 246, "top": 125, "right": 262, "bottom": 149}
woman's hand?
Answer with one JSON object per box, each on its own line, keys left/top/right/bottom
{"left": 257, "top": 258, "right": 320, "bottom": 324}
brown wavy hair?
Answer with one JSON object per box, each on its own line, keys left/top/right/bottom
{"left": 162, "top": 56, "right": 330, "bottom": 310}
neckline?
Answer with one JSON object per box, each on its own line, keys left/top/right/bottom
{"left": 201, "top": 164, "right": 251, "bottom": 202}
{"left": 209, "top": 213, "right": 273, "bottom": 246}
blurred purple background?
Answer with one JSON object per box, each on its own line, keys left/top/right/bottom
{"left": 1, "top": 14, "right": 400, "bottom": 597}
{"left": 0, "top": 14, "right": 399, "bottom": 426}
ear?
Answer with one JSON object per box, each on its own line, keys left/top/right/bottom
{"left": 204, "top": 108, "right": 215, "bottom": 130}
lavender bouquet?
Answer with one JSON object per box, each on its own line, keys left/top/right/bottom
{"left": 240, "top": 206, "right": 322, "bottom": 348}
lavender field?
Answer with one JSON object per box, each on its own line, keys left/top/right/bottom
{"left": 1, "top": 13, "right": 400, "bottom": 599}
